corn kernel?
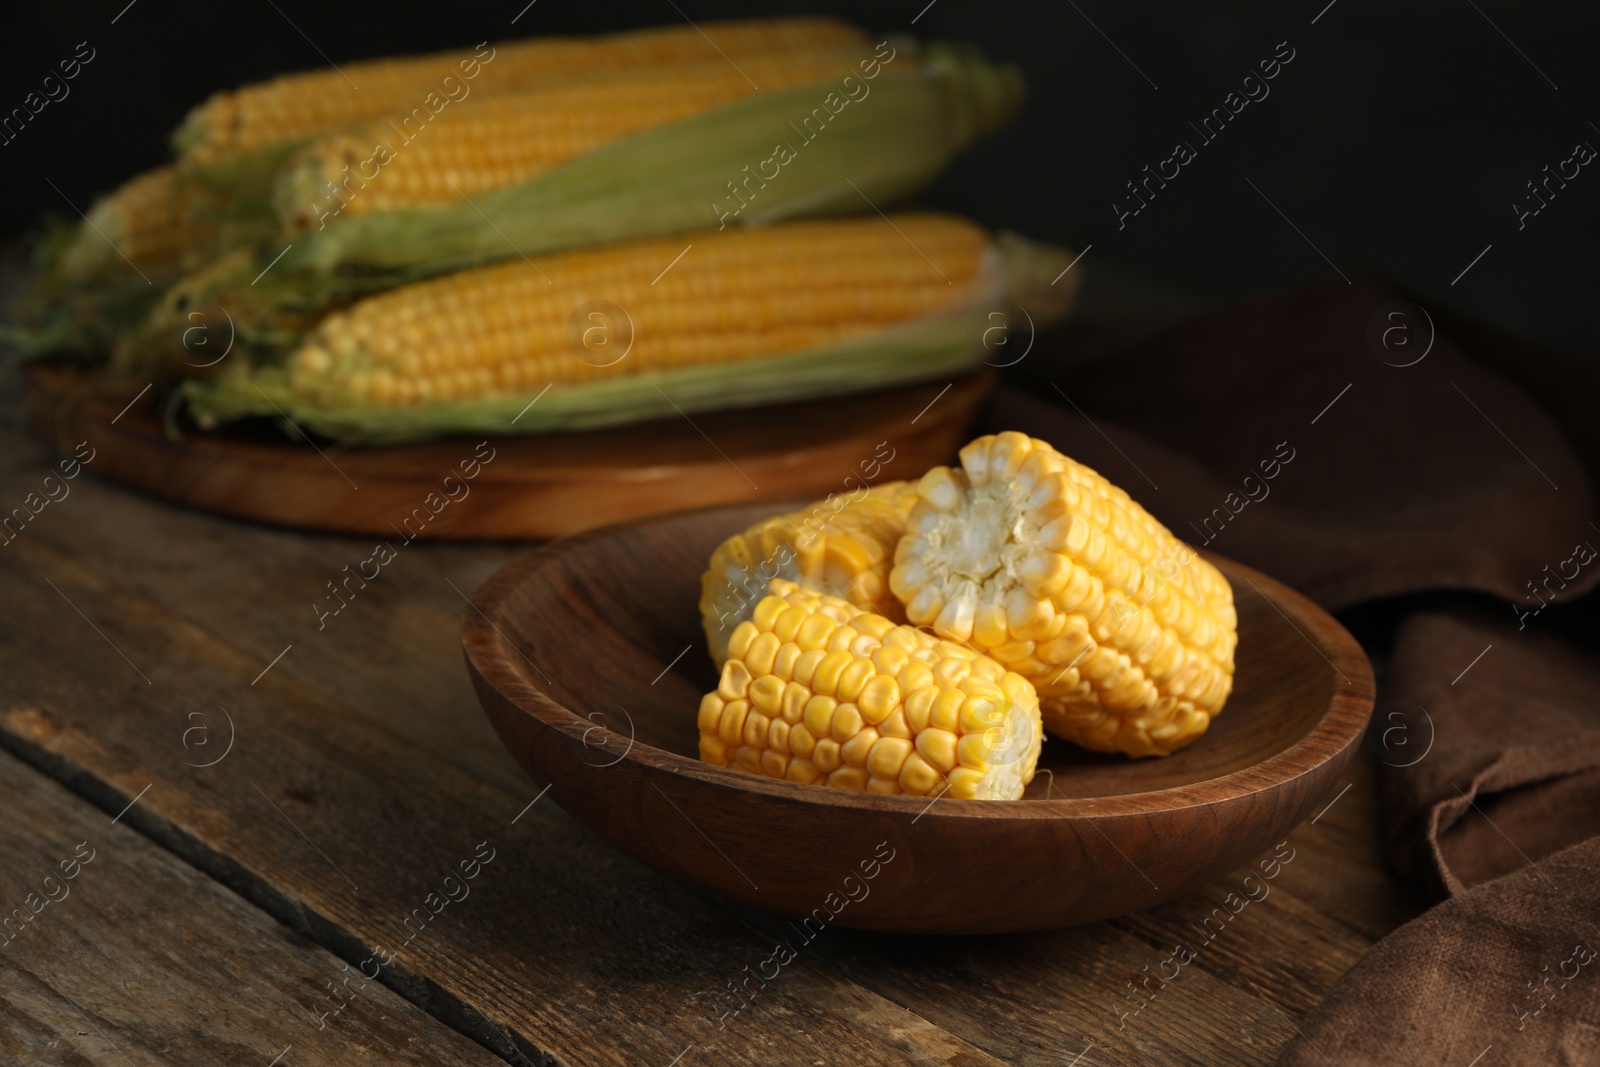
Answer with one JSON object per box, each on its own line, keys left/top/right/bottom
{"left": 930, "top": 689, "right": 965, "bottom": 733}
{"left": 744, "top": 711, "right": 770, "bottom": 749}
{"left": 718, "top": 659, "right": 752, "bottom": 700}
{"left": 718, "top": 699, "right": 749, "bottom": 747}
{"left": 826, "top": 626, "right": 860, "bottom": 654}
{"left": 697, "top": 693, "right": 724, "bottom": 734}
{"left": 827, "top": 766, "right": 869, "bottom": 791}
{"left": 915, "top": 728, "right": 959, "bottom": 773}
{"left": 749, "top": 674, "right": 784, "bottom": 715}
{"left": 811, "top": 650, "right": 853, "bottom": 696}
{"left": 867, "top": 736, "right": 913, "bottom": 778}
{"left": 905, "top": 686, "right": 936, "bottom": 733}
{"left": 857, "top": 675, "right": 899, "bottom": 725}
{"left": 836, "top": 658, "right": 875, "bottom": 703}
{"left": 780, "top": 681, "right": 810, "bottom": 724}
{"left": 899, "top": 752, "right": 941, "bottom": 795}
{"left": 830, "top": 703, "right": 864, "bottom": 743}
{"left": 840, "top": 727, "right": 878, "bottom": 767}
{"left": 897, "top": 661, "right": 934, "bottom": 695}
{"left": 774, "top": 605, "right": 808, "bottom": 643}
{"left": 803, "top": 695, "right": 837, "bottom": 739}
{"left": 726, "top": 621, "right": 759, "bottom": 661}
{"left": 947, "top": 767, "right": 985, "bottom": 799}
{"left": 745, "top": 632, "right": 781, "bottom": 677}
{"left": 813, "top": 738, "right": 843, "bottom": 773}
{"left": 793, "top": 648, "right": 826, "bottom": 686}
{"left": 699, "top": 735, "right": 728, "bottom": 764}
{"left": 752, "top": 595, "right": 786, "bottom": 632}
{"left": 772, "top": 642, "right": 801, "bottom": 681}
{"left": 789, "top": 724, "right": 817, "bottom": 759}
{"left": 797, "top": 612, "right": 839, "bottom": 651}
{"left": 768, "top": 718, "right": 791, "bottom": 752}
{"left": 787, "top": 760, "right": 822, "bottom": 785}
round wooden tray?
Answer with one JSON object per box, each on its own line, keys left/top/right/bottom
{"left": 25, "top": 365, "right": 991, "bottom": 540}
{"left": 464, "top": 500, "right": 1377, "bottom": 934}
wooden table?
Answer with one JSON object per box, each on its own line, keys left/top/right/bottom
{"left": 0, "top": 391, "right": 1423, "bottom": 1067}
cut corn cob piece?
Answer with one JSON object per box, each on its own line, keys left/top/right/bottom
{"left": 274, "top": 48, "right": 907, "bottom": 230}
{"left": 699, "top": 580, "right": 1042, "bottom": 799}
{"left": 889, "top": 432, "right": 1237, "bottom": 758}
{"left": 701, "top": 482, "right": 919, "bottom": 665}
{"left": 285, "top": 215, "right": 990, "bottom": 408}
{"left": 175, "top": 18, "right": 871, "bottom": 166}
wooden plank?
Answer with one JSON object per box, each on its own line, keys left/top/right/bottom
{"left": 0, "top": 426, "right": 1412, "bottom": 1066}
{"left": 727, "top": 780, "right": 1396, "bottom": 1067}
{"left": 0, "top": 747, "right": 504, "bottom": 1067}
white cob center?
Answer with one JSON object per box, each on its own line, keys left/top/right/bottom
{"left": 902, "top": 472, "right": 1056, "bottom": 640}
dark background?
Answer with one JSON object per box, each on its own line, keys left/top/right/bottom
{"left": 3, "top": 1, "right": 1595, "bottom": 354}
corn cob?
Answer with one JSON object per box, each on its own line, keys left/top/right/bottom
{"left": 53, "top": 167, "right": 221, "bottom": 283}
{"left": 179, "top": 228, "right": 1077, "bottom": 444}
{"left": 889, "top": 433, "right": 1237, "bottom": 758}
{"left": 274, "top": 48, "right": 905, "bottom": 230}
{"left": 701, "top": 482, "right": 919, "bottom": 664}
{"left": 175, "top": 18, "right": 871, "bottom": 166}
{"left": 700, "top": 580, "right": 1042, "bottom": 799}
{"left": 284, "top": 214, "right": 989, "bottom": 408}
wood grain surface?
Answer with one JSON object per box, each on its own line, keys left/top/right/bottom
{"left": 0, "top": 746, "right": 504, "bottom": 1067}
{"left": 464, "top": 502, "right": 1376, "bottom": 933}
{"left": 24, "top": 364, "right": 990, "bottom": 541}
{"left": 0, "top": 402, "right": 1422, "bottom": 1066}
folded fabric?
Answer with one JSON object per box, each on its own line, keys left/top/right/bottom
{"left": 1277, "top": 611, "right": 1600, "bottom": 1065}
{"left": 1384, "top": 610, "right": 1600, "bottom": 897}
{"left": 989, "top": 275, "right": 1599, "bottom": 610}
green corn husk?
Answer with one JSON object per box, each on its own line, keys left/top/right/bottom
{"left": 11, "top": 165, "right": 281, "bottom": 362}
{"left": 284, "top": 42, "right": 1020, "bottom": 280}
{"left": 117, "top": 42, "right": 1022, "bottom": 378}
{"left": 178, "top": 232, "right": 1079, "bottom": 446}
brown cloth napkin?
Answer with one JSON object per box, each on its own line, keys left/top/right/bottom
{"left": 987, "top": 275, "right": 1599, "bottom": 610}
{"left": 980, "top": 275, "right": 1600, "bottom": 1065}
{"left": 1277, "top": 612, "right": 1600, "bottom": 1066}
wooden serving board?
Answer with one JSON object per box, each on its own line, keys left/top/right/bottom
{"left": 24, "top": 365, "right": 990, "bottom": 540}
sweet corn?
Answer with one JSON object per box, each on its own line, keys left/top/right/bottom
{"left": 699, "top": 580, "right": 1041, "bottom": 799}
{"left": 284, "top": 214, "right": 989, "bottom": 409}
{"left": 274, "top": 49, "right": 904, "bottom": 229}
{"left": 889, "top": 432, "right": 1237, "bottom": 758}
{"left": 175, "top": 18, "right": 871, "bottom": 166}
{"left": 700, "top": 481, "right": 919, "bottom": 664}
{"left": 53, "top": 167, "right": 222, "bottom": 283}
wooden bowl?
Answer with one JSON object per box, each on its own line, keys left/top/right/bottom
{"left": 464, "top": 502, "right": 1375, "bottom": 934}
